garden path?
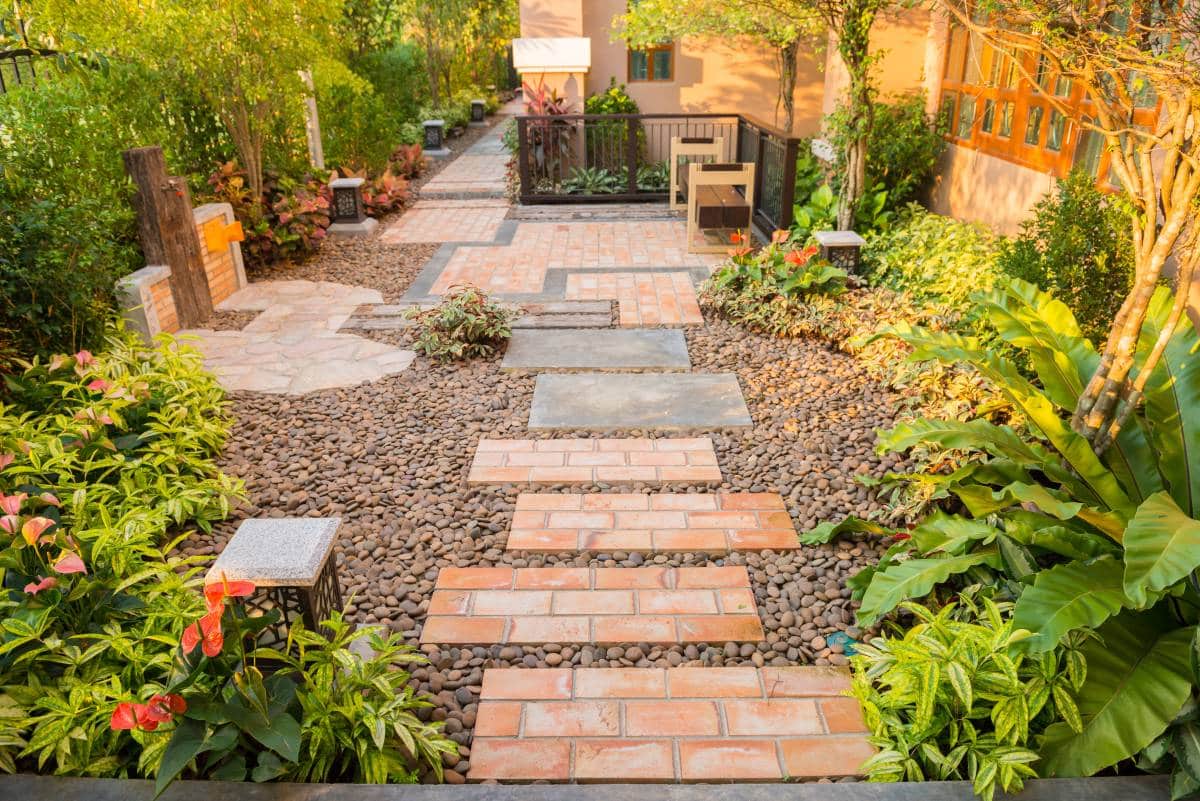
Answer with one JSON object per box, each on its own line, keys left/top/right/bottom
{"left": 365, "top": 109, "right": 875, "bottom": 783}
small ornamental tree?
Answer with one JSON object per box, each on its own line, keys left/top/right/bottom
{"left": 942, "top": 0, "right": 1200, "bottom": 455}
{"left": 615, "top": 0, "right": 821, "bottom": 134}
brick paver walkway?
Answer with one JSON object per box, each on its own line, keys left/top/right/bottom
{"left": 468, "top": 667, "right": 871, "bottom": 781}
{"left": 422, "top": 566, "right": 764, "bottom": 645}
{"left": 564, "top": 272, "right": 704, "bottom": 326}
{"left": 380, "top": 198, "right": 509, "bottom": 244}
{"left": 468, "top": 437, "right": 721, "bottom": 485}
{"left": 506, "top": 492, "right": 799, "bottom": 553}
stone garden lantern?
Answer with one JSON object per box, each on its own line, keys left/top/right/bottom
{"left": 813, "top": 230, "right": 867, "bottom": 272}
{"left": 470, "top": 99, "right": 487, "bottom": 126}
{"left": 423, "top": 119, "right": 450, "bottom": 158}
{"left": 327, "top": 176, "right": 377, "bottom": 236}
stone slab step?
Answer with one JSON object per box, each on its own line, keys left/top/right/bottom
{"left": 502, "top": 329, "right": 690, "bottom": 372}
{"left": 507, "top": 492, "right": 797, "bottom": 552}
{"left": 468, "top": 666, "right": 872, "bottom": 782}
{"left": 468, "top": 438, "right": 721, "bottom": 485}
{"left": 512, "top": 313, "right": 611, "bottom": 329}
{"left": 354, "top": 301, "right": 611, "bottom": 318}
{"left": 420, "top": 566, "right": 764, "bottom": 646}
{"left": 530, "top": 373, "right": 752, "bottom": 431}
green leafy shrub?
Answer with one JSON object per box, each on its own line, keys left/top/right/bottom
{"left": 584, "top": 78, "right": 641, "bottom": 173}
{"left": 816, "top": 278, "right": 1200, "bottom": 794}
{"left": 319, "top": 81, "right": 405, "bottom": 173}
{"left": 406, "top": 285, "right": 515, "bottom": 360}
{"left": 350, "top": 42, "right": 428, "bottom": 125}
{"left": 854, "top": 596, "right": 1086, "bottom": 801}
{"left": 563, "top": 166, "right": 622, "bottom": 194}
{"left": 861, "top": 92, "right": 946, "bottom": 207}
{"left": 706, "top": 234, "right": 847, "bottom": 300}
{"left": 997, "top": 171, "right": 1134, "bottom": 344}
{"left": 791, "top": 182, "right": 893, "bottom": 242}
{"left": 862, "top": 205, "right": 1004, "bottom": 312}
{"left": 637, "top": 161, "right": 670, "bottom": 192}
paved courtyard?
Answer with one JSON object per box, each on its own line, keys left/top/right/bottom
{"left": 198, "top": 101, "right": 877, "bottom": 784}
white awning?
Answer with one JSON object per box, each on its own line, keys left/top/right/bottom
{"left": 512, "top": 37, "right": 591, "bottom": 73}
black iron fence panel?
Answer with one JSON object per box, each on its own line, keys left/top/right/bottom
{"left": 517, "top": 112, "right": 799, "bottom": 230}
{"left": 0, "top": 49, "right": 47, "bottom": 94}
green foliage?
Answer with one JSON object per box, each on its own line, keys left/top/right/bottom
{"left": 563, "top": 167, "right": 622, "bottom": 195}
{"left": 861, "top": 205, "right": 1003, "bottom": 312}
{"left": 350, "top": 42, "right": 429, "bottom": 125}
{"left": 861, "top": 92, "right": 946, "bottom": 207}
{"left": 791, "top": 182, "right": 893, "bottom": 242}
{"left": 853, "top": 597, "right": 1085, "bottom": 801}
{"left": 0, "top": 326, "right": 240, "bottom": 776}
{"left": 406, "top": 285, "right": 515, "bottom": 361}
{"left": 636, "top": 161, "right": 671, "bottom": 192}
{"left": 584, "top": 79, "right": 642, "bottom": 172}
{"left": 997, "top": 171, "right": 1135, "bottom": 344}
{"left": 707, "top": 235, "right": 847, "bottom": 300}
{"left": 824, "top": 279, "right": 1200, "bottom": 791}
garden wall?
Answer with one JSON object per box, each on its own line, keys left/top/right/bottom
{"left": 116, "top": 202, "right": 247, "bottom": 338}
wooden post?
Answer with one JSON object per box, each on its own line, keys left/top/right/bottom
{"left": 122, "top": 146, "right": 213, "bottom": 327}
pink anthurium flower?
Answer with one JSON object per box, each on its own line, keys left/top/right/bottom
{"left": 74, "top": 350, "right": 95, "bottom": 367}
{"left": 23, "top": 576, "right": 57, "bottom": 595}
{"left": 0, "top": 453, "right": 13, "bottom": 471}
{"left": 21, "top": 517, "right": 54, "bottom": 546}
{"left": 86, "top": 379, "right": 110, "bottom": 393}
{"left": 0, "top": 515, "right": 18, "bottom": 534}
{"left": 52, "top": 551, "right": 87, "bottom": 575}
{"left": 39, "top": 492, "right": 61, "bottom": 507}
{"left": 0, "top": 492, "right": 27, "bottom": 516}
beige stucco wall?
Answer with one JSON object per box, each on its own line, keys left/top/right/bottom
{"left": 520, "top": 0, "right": 582, "bottom": 37}
{"left": 928, "top": 143, "right": 1056, "bottom": 234}
{"left": 821, "top": 6, "right": 933, "bottom": 117}
{"left": 582, "top": 0, "right": 827, "bottom": 134}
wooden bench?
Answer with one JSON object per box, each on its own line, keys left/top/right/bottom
{"left": 684, "top": 162, "right": 755, "bottom": 254}
{"left": 669, "top": 136, "right": 725, "bottom": 211}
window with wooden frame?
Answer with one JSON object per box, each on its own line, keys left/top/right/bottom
{"left": 628, "top": 43, "right": 674, "bottom": 82}
{"left": 939, "top": 22, "right": 1160, "bottom": 186}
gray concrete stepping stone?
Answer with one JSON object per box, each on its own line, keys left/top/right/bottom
{"left": 529, "top": 373, "right": 752, "bottom": 430}
{"left": 502, "top": 329, "right": 690, "bottom": 371}
{"left": 512, "top": 313, "right": 611, "bottom": 329}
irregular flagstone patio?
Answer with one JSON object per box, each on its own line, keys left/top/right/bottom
{"left": 193, "top": 101, "right": 885, "bottom": 785}
{"left": 181, "top": 280, "right": 415, "bottom": 394}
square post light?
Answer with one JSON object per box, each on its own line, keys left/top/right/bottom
{"left": 423, "top": 119, "right": 450, "bottom": 157}
{"left": 470, "top": 99, "right": 487, "bottom": 126}
{"left": 206, "top": 517, "right": 345, "bottom": 649}
{"left": 327, "top": 177, "right": 378, "bottom": 236}
{"left": 813, "top": 230, "right": 867, "bottom": 272}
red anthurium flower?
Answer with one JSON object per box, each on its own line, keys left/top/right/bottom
{"left": 21, "top": 517, "right": 54, "bottom": 546}
{"left": 184, "top": 607, "right": 225, "bottom": 658}
{"left": 0, "top": 515, "right": 18, "bottom": 534}
{"left": 771, "top": 229, "right": 789, "bottom": 245}
{"left": 133, "top": 705, "right": 161, "bottom": 732}
{"left": 23, "top": 576, "right": 57, "bottom": 595}
{"left": 86, "top": 379, "right": 110, "bottom": 393}
{"left": 0, "top": 492, "right": 26, "bottom": 516}
{"left": 110, "top": 702, "right": 138, "bottom": 731}
{"left": 729, "top": 231, "right": 745, "bottom": 245}
{"left": 144, "top": 693, "right": 187, "bottom": 722}
{"left": 0, "top": 453, "right": 12, "bottom": 471}
{"left": 204, "top": 575, "right": 255, "bottom": 611}
{"left": 52, "top": 551, "right": 87, "bottom": 575}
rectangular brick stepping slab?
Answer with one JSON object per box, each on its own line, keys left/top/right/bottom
{"left": 421, "top": 567, "right": 764, "bottom": 645}
{"left": 530, "top": 373, "right": 752, "bottom": 431}
{"left": 507, "top": 491, "right": 797, "bottom": 552}
{"left": 468, "top": 666, "right": 872, "bottom": 782}
{"left": 501, "top": 329, "right": 690, "bottom": 372}
{"left": 565, "top": 272, "right": 704, "bottom": 326}
{"left": 468, "top": 438, "right": 721, "bottom": 485}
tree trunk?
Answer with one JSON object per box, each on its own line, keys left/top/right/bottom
{"left": 778, "top": 41, "right": 799, "bottom": 133}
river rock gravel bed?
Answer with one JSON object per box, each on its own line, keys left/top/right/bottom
{"left": 183, "top": 305, "right": 905, "bottom": 780}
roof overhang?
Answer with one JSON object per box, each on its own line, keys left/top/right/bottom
{"left": 512, "top": 37, "right": 591, "bottom": 73}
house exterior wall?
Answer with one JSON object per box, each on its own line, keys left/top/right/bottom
{"left": 820, "top": 6, "right": 933, "bottom": 118}
{"left": 927, "top": 143, "right": 1056, "bottom": 234}
{"left": 520, "top": 0, "right": 583, "bottom": 37}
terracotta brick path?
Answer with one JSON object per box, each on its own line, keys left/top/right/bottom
{"left": 507, "top": 492, "right": 800, "bottom": 553}
{"left": 564, "top": 272, "right": 704, "bottom": 326}
{"left": 421, "top": 566, "right": 764, "bottom": 645}
{"left": 468, "top": 437, "right": 721, "bottom": 485}
{"left": 468, "top": 667, "right": 872, "bottom": 782}
{"left": 380, "top": 199, "right": 508, "bottom": 244}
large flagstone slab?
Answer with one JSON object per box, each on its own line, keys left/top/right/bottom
{"left": 501, "top": 329, "right": 690, "bottom": 371}
{"left": 529, "top": 373, "right": 751, "bottom": 430}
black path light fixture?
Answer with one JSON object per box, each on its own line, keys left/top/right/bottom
{"left": 328, "top": 176, "right": 378, "bottom": 236}
{"left": 423, "top": 119, "right": 450, "bottom": 157}
{"left": 813, "top": 230, "right": 867, "bottom": 272}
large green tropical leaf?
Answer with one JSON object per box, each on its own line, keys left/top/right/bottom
{"left": 1001, "top": 510, "right": 1120, "bottom": 561}
{"left": 977, "top": 279, "right": 1098, "bottom": 409}
{"left": 1039, "top": 612, "right": 1194, "bottom": 777}
{"left": 856, "top": 551, "right": 999, "bottom": 627}
{"left": 1122, "top": 491, "right": 1200, "bottom": 607}
{"left": 888, "top": 325, "right": 1134, "bottom": 516}
{"left": 1011, "top": 556, "right": 1130, "bottom": 652}
{"left": 1104, "top": 420, "right": 1165, "bottom": 506}
{"left": 1140, "top": 287, "right": 1200, "bottom": 517}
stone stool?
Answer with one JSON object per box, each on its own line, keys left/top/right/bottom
{"left": 206, "top": 517, "right": 344, "bottom": 648}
